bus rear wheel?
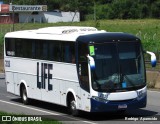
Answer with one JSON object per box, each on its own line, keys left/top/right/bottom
{"left": 68, "top": 97, "right": 79, "bottom": 116}
{"left": 21, "top": 86, "right": 29, "bottom": 105}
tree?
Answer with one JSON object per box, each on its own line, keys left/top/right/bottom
{"left": 3, "top": 0, "right": 160, "bottom": 19}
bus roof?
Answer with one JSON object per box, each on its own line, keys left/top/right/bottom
{"left": 5, "top": 26, "right": 139, "bottom": 42}
{"left": 5, "top": 26, "right": 106, "bottom": 41}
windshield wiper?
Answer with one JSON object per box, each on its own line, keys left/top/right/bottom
{"left": 93, "top": 79, "right": 115, "bottom": 92}
{"left": 122, "top": 74, "right": 136, "bottom": 89}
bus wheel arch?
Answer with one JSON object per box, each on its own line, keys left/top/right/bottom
{"left": 67, "top": 92, "right": 79, "bottom": 116}
{"left": 20, "top": 82, "right": 29, "bottom": 105}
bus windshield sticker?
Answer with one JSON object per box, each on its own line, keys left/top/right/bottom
{"left": 89, "top": 46, "right": 95, "bottom": 56}
{"left": 122, "top": 81, "right": 127, "bottom": 88}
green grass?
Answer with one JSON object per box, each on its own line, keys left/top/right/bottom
{"left": 0, "top": 111, "right": 61, "bottom": 124}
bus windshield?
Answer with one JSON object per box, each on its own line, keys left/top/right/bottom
{"left": 90, "top": 41, "right": 145, "bottom": 92}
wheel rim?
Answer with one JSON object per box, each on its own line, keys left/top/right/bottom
{"left": 70, "top": 100, "right": 76, "bottom": 111}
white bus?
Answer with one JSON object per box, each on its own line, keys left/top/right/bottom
{"left": 4, "top": 26, "right": 156, "bottom": 116}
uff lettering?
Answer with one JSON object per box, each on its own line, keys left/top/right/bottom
{"left": 37, "top": 62, "right": 53, "bottom": 91}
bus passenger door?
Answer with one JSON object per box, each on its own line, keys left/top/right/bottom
{"left": 60, "top": 81, "right": 66, "bottom": 105}
{"left": 6, "top": 72, "right": 15, "bottom": 94}
{"left": 78, "top": 62, "right": 91, "bottom": 111}
{"left": 13, "top": 73, "right": 18, "bottom": 95}
{"left": 77, "top": 43, "right": 91, "bottom": 112}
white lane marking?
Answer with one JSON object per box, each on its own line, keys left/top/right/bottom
{"left": 148, "top": 90, "right": 160, "bottom": 93}
{"left": 0, "top": 99, "right": 60, "bottom": 115}
{"left": 0, "top": 99, "right": 96, "bottom": 124}
{"left": 82, "top": 121, "right": 97, "bottom": 124}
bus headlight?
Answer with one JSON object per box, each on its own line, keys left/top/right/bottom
{"left": 137, "top": 89, "right": 146, "bottom": 100}
{"left": 92, "top": 96, "right": 109, "bottom": 103}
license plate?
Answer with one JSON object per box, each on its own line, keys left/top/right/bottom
{"left": 118, "top": 104, "right": 127, "bottom": 109}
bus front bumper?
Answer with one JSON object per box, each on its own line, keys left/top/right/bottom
{"left": 90, "top": 96, "right": 146, "bottom": 112}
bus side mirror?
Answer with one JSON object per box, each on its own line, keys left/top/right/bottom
{"left": 87, "top": 55, "right": 95, "bottom": 70}
{"left": 146, "top": 51, "right": 157, "bottom": 67}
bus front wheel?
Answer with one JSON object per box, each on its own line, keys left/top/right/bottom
{"left": 68, "top": 97, "right": 79, "bottom": 116}
{"left": 21, "top": 86, "right": 29, "bottom": 105}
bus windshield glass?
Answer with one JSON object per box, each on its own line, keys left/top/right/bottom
{"left": 90, "top": 41, "right": 145, "bottom": 92}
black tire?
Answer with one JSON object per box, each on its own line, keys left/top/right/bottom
{"left": 21, "top": 86, "right": 29, "bottom": 105}
{"left": 68, "top": 97, "right": 79, "bottom": 116}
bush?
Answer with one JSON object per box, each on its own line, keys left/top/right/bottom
{"left": 0, "top": 33, "right": 4, "bottom": 45}
{"left": 0, "top": 33, "right": 4, "bottom": 59}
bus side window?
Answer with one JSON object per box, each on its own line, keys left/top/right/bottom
{"left": 63, "top": 42, "right": 75, "bottom": 63}
{"left": 35, "top": 40, "right": 43, "bottom": 59}
{"left": 56, "top": 42, "right": 61, "bottom": 62}
{"left": 32, "top": 41, "right": 36, "bottom": 59}
{"left": 5, "top": 38, "right": 15, "bottom": 56}
{"left": 43, "top": 42, "right": 48, "bottom": 60}
{"left": 71, "top": 46, "right": 75, "bottom": 63}
{"left": 23, "top": 39, "right": 32, "bottom": 58}
{"left": 64, "top": 45, "right": 71, "bottom": 63}
{"left": 48, "top": 41, "right": 61, "bottom": 62}
{"left": 15, "top": 39, "right": 23, "bottom": 57}
{"left": 48, "top": 42, "right": 54, "bottom": 61}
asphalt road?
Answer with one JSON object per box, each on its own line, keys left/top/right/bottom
{"left": 0, "top": 76, "right": 160, "bottom": 124}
